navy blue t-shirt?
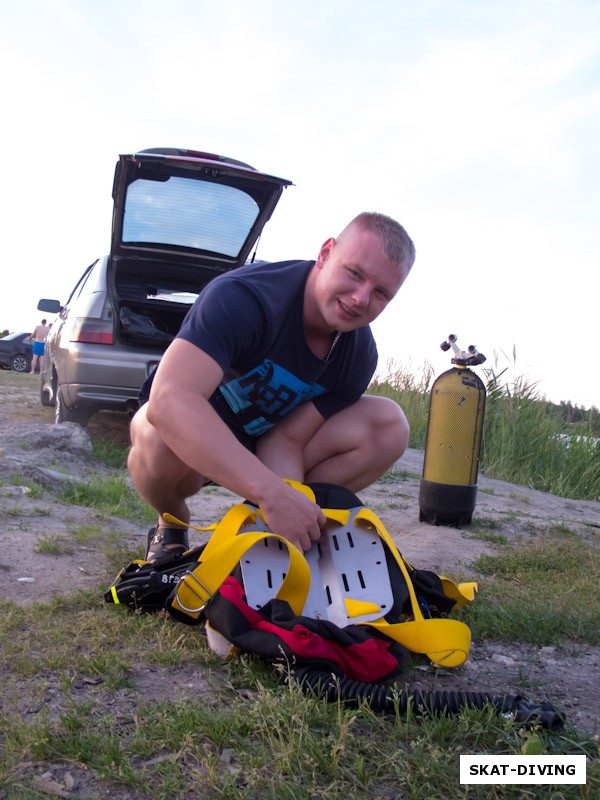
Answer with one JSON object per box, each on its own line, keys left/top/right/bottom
{"left": 156, "top": 259, "right": 378, "bottom": 439}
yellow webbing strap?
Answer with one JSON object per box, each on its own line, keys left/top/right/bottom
{"left": 167, "top": 481, "right": 318, "bottom": 623}
{"left": 171, "top": 530, "right": 311, "bottom": 621}
{"left": 322, "top": 508, "right": 351, "bottom": 526}
{"left": 354, "top": 508, "right": 427, "bottom": 623}
{"left": 168, "top": 481, "right": 476, "bottom": 667}
{"left": 352, "top": 507, "right": 474, "bottom": 667}
{"left": 366, "top": 617, "right": 471, "bottom": 667}
{"left": 283, "top": 479, "right": 316, "bottom": 501}
{"left": 199, "top": 504, "right": 259, "bottom": 555}
{"left": 440, "top": 578, "right": 478, "bottom": 607}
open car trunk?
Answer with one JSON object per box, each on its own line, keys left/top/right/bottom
{"left": 111, "top": 149, "right": 292, "bottom": 350}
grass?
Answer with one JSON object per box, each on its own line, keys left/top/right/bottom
{"left": 1, "top": 526, "right": 599, "bottom": 797}
{"left": 1, "top": 474, "right": 44, "bottom": 498}
{"left": 368, "top": 361, "right": 600, "bottom": 502}
{"left": 34, "top": 533, "right": 75, "bottom": 555}
{"left": 58, "top": 473, "right": 156, "bottom": 525}
{"left": 468, "top": 539, "right": 600, "bottom": 645}
{"left": 91, "top": 436, "right": 130, "bottom": 469}
{"left": 481, "top": 371, "right": 600, "bottom": 501}
{"left": 1, "top": 592, "right": 599, "bottom": 799}
{"left": 2, "top": 363, "right": 600, "bottom": 796}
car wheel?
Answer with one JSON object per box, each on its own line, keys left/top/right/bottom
{"left": 40, "top": 381, "right": 54, "bottom": 407}
{"left": 55, "top": 387, "right": 90, "bottom": 427}
{"left": 10, "top": 354, "right": 30, "bottom": 373}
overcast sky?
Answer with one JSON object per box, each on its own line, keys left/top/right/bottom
{"left": 1, "top": 0, "right": 598, "bottom": 408}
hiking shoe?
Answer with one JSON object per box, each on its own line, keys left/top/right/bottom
{"left": 146, "top": 526, "right": 189, "bottom": 563}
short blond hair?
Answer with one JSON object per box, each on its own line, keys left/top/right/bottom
{"left": 344, "top": 212, "right": 416, "bottom": 272}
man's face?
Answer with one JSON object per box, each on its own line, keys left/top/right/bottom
{"left": 312, "top": 225, "right": 408, "bottom": 333}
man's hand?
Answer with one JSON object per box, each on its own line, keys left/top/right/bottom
{"left": 257, "top": 481, "right": 326, "bottom": 551}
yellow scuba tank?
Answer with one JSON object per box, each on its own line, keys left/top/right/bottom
{"left": 419, "top": 335, "right": 486, "bottom": 527}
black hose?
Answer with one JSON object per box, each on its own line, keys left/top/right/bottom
{"left": 294, "top": 668, "right": 564, "bottom": 730}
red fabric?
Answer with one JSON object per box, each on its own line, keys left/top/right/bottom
{"left": 217, "top": 577, "right": 400, "bottom": 683}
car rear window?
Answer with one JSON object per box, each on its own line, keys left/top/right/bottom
{"left": 122, "top": 176, "right": 259, "bottom": 257}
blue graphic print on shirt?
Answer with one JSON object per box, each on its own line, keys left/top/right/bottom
{"left": 219, "top": 359, "right": 326, "bottom": 436}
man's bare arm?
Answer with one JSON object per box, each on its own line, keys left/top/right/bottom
{"left": 147, "top": 339, "right": 325, "bottom": 549}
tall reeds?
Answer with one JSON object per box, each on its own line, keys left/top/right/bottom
{"left": 481, "top": 367, "right": 600, "bottom": 499}
{"left": 369, "top": 360, "right": 599, "bottom": 502}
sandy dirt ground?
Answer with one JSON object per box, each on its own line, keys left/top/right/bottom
{"left": 1, "top": 371, "right": 599, "bottom": 738}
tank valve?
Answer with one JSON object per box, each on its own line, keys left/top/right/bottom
{"left": 440, "top": 334, "right": 486, "bottom": 367}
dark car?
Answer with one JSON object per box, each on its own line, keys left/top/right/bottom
{"left": 0, "top": 332, "right": 33, "bottom": 373}
{"left": 38, "top": 147, "right": 292, "bottom": 425}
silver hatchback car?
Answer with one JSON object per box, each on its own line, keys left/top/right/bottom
{"left": 38, "top": 148, "right": 291, "bottom": 425}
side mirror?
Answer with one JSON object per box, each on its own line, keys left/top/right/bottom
{"left": 38, "top": 299, "right": 62, "bottom": 314}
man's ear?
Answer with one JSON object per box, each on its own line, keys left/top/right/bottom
{"left": 316, "top": 237, "right": 336, "bottom": 267}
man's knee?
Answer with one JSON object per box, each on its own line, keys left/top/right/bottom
{"left": 128, "top": 405, "right": 187, "bottom": 481}
{"left": 362, "top": 395, "right": 409, "bottom": 456}
{"left": 127, "top": 407, "right": 205, "bottom": 511}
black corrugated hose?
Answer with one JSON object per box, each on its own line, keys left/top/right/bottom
{"left": 294, "top": 668, "right": 565, "bottom": 730}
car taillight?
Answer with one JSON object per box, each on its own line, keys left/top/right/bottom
{"left": 71, "top": 318, "right": 114, "bottom": 345}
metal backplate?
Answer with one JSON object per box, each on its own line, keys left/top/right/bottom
{"left": 239, "top": 508, "right": 394, "bottom": 628}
